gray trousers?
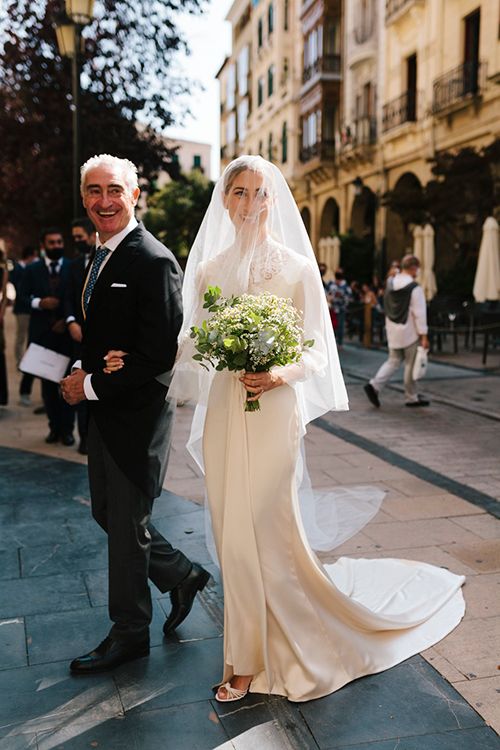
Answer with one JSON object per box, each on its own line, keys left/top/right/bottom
{"left": 370, "top": 339, "right": 419, "bottom": 403}
{"left": 88, "top": 415, "right": 192, "bottom": 643}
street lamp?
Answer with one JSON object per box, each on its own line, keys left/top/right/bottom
{"left": 55, "top": 0, "right": 95, "bottom": 218}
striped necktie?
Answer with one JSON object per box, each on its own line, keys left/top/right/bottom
{"left": 83, "top": 246, "right": 109, "bottom": 312}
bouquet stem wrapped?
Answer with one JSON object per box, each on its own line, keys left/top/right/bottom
{"left": 191, "top": 286, "right": 313, "bottom": 412}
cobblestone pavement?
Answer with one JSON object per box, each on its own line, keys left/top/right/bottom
{"left": 0, "top": 310, "right": 499, "bottom": 749}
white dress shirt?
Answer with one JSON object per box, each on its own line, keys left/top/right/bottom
{"left": 74, "top": 217, "right": 139, "bottom": 400}
{"left": 385, "top": 271, "right": 428, "bottom": 350}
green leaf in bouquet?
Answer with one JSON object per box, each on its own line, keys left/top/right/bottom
{"left": 203, "top": 286, "right": 222, "bottom": 309}
{"left": 304, "top": 339, "right": 315, "bottom": 348}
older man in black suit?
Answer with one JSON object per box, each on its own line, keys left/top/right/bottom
{"left": 61, "top": 154, "right": 209, "bottom": 674}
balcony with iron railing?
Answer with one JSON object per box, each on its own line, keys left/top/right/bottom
{"left": 432, "top": 60, "right": 486, "bottom": 114}
{"left": 338, "top": 117, "right": 377, "bottom": 160}
{"left": 302, "top": 54, "right": 341, "bottom": 84}
{"left": 299, "top": 139, "right": 335, "bottom": 163}
{"left": 385, "top": 0, "right": 424, "bottom": 25}
{"left": 382, "top": 90, "right": 418, "bottom": 132}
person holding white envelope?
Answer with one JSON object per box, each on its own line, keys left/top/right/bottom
{"left": 19, "top": 228, "right": 75, "bottom": 443}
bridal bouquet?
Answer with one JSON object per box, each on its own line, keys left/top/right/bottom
{"left": 190, "top": 286, "right": 313, "bottom": 411}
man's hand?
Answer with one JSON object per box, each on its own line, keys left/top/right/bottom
{"left": 419, "top": 334, "right": 430, "bottom": 350}
{"left": 68, "top": 321, "right": 83, "bottom": 343}
{"left": 61, "top": 368, "right": 87, "bottom": 405}
{"left": 39, "top": 296, "right": 59, "bottom": 311}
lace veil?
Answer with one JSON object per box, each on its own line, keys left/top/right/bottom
{"left": 169, "top": 155, "right": 383, "bottom": 555}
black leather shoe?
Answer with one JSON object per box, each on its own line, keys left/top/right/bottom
{"left": 364, "top": 383, "right": 380, "bottom": 408}
{"left": 70, "top": 636, "right": 150, "bottom": 674}
{"left": 163, "top": 563, "right": 210, "bottom": 635}
{"left": 61, "top": 434, "right": 75, "bottom": 447}
{"left": 45, "top": 431, "right": 59, "bottom": 444}
{"left": 78, "top": 438, "right": 88, "bottom": 455}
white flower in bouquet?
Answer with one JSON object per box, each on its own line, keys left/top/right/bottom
{"left": 190, "top": 286, "right": 313, "bottom": 411}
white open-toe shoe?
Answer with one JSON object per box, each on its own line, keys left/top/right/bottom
{"left": 215, "top": 681, "right": 250, "bottom": 703}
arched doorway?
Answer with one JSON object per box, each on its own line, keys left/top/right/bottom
{"left": 300, "top": 207, "right": 311, "bottom": 239}
{"left": 320, "top": 197, "right": 340, "bottom": 237}
{"left": 343, "top": 186, "right": 376, "bottom": 282}
{"left": 385, "top": 172, "right": 424, "bottom": 266}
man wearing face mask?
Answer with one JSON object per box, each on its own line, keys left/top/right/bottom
{"left": 64, "top": 218, "right": 96, "bottom": 454}
{"left": 19, "top": 228, "right": 75, "bottom": 445}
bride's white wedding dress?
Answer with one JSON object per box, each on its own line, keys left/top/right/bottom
{"left": 201, "top": 240, "right": 465, "bottom": 702}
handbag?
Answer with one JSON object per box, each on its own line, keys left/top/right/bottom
{"left": 412, "top": 345, "right": 428, "bottom": 381}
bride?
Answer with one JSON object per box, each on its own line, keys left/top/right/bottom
{"left": 107, "top": 156, "right": 465, "bottom": 703}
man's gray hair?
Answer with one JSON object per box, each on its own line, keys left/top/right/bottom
{"left": 401, "top": 254, "right": 420, "bottom": 270}
{"left": 80, "top": 154, "right": 139, "bottom": 194}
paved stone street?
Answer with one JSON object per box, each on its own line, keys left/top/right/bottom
{"left": 1, "top": 307, "right": 499, "bottom": 749}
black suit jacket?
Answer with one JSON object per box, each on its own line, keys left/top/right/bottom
{"left": 19, "top": 258, "right": 73, "bottom": 355}
{"left": 80, "top": 223, "right": 183, "bottom": 498}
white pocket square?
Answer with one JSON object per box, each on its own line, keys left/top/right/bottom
{"left": 111, "top": 283, "right": 127, "bottom": 288}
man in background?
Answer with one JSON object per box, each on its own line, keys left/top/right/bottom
{"left": 20, "top": 228, "right": 75, "bottom": 444}
{"left": 364, "top": 254, "right": 430, "bottom": 408}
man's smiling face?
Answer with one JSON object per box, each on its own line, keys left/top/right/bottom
{"left": 82, "top": 165, "right": 140, "bottom": 243}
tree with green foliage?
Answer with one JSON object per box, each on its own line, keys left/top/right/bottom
{"left": 144, "top": 170, "right": 214, "bottom": 259}
{"left": 0, "top": 0, "right": 206, "bottom": 247}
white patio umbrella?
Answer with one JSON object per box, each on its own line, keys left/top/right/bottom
{"left": 318, "top": 238, "right": 326, "bottom": 263}
{"left": 473, "top": 216, "right": 500, "bottom": 302}
{"left": 318, "top": 236, "right": 340, "bottom": 277}
{"left": 422, "top": 223, "right": 438, "bottom": 301}
{"left": 412, "top": 225, "right": 424, "bottom": 266}
{"left": 331, "top": 236, "right": 341, "bottom": 274}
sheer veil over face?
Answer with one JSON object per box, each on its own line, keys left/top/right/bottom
{"left": 169, "top": 156, "right": 383, "bottom": 554}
